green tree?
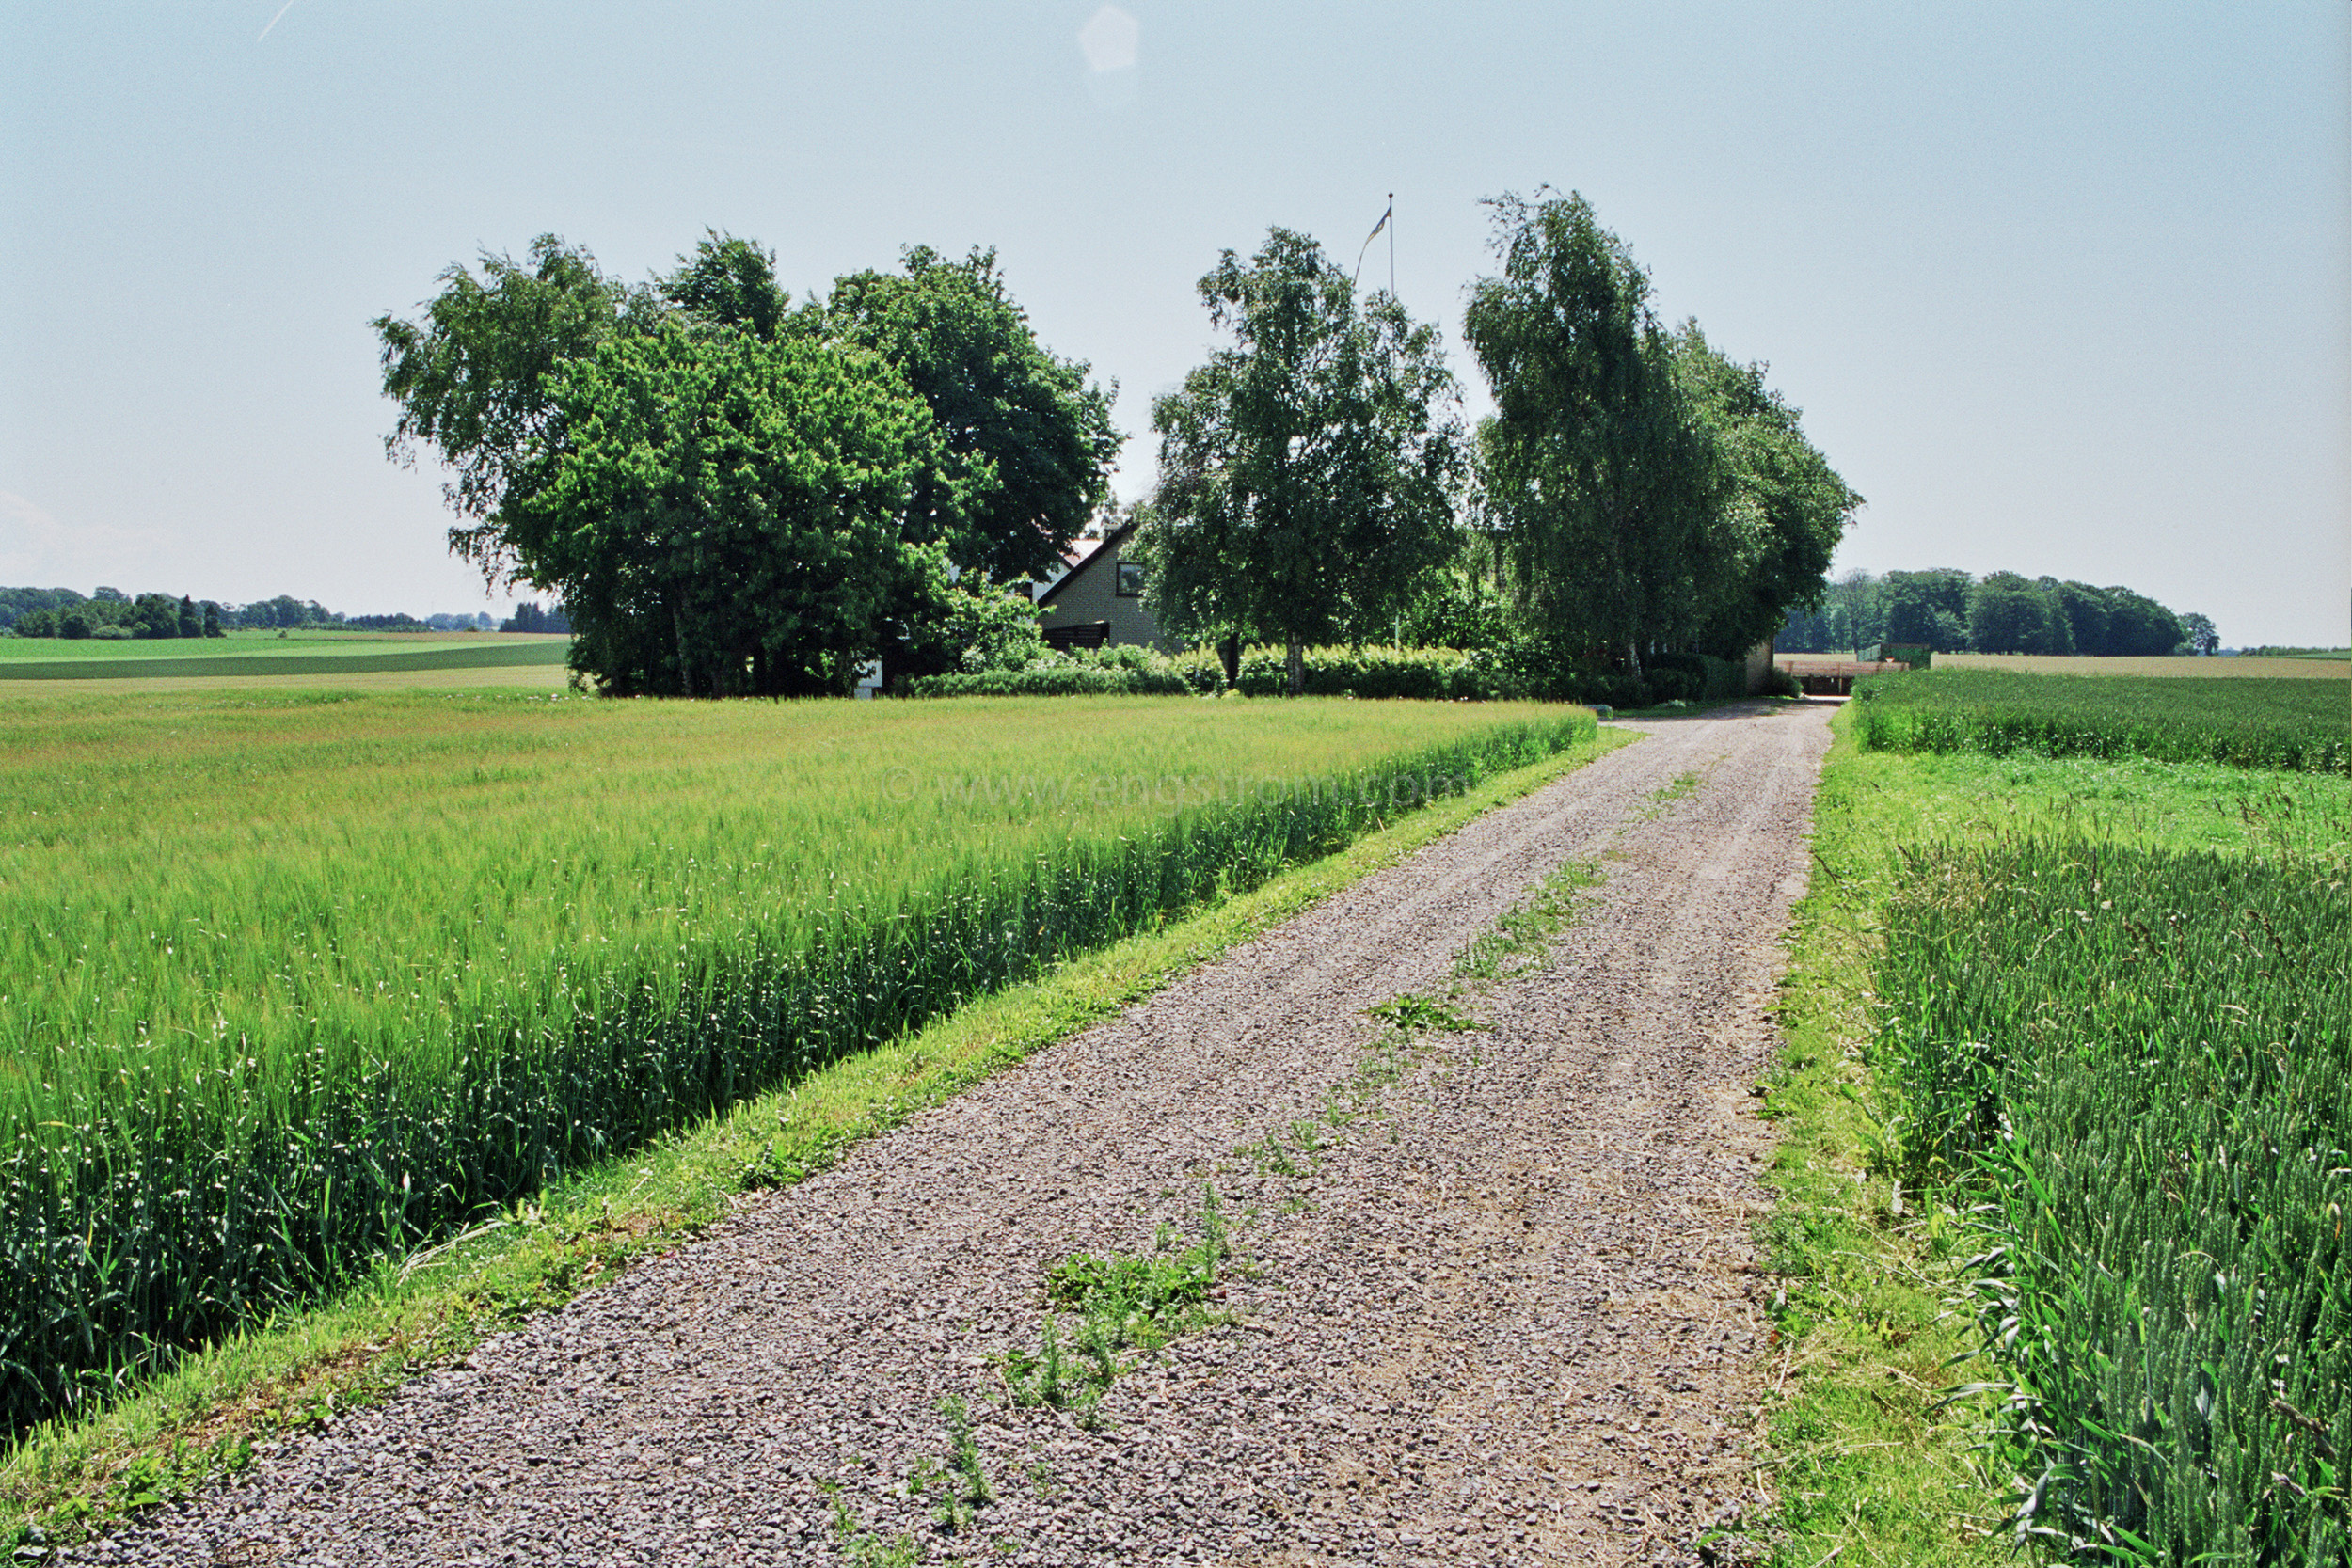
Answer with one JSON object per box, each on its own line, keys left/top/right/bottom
{"left": 201, "top": 602, "right": 223, "bottom": 638}
{"left": 2177, "top": 610, "right": 2218, "bottom": 656}
{"left": 373, "top": 235, "right": 662, "bottom": 586}
{"left": 130, "top": 593, "right": 182, "bottom": 639}
{"left": 1968, "top": 571, "right": 2065, "bottom": 654}
{"left": 1668, "top": 324, "right": 1861, "bottom": 656}
{"left": 380, "top": 231, "right": 1120, "bottom": 688}
{"left": 2050, "top": 579, "right": 2114, "bottom": 655}
{"left": 0, "top": 588, "right": 83, "bottom": 634}
{"left": 1462, "top": 193, "right": 1724, "bottom": 677}
{"left": 1882, "top": 568, "right": 1975, "bottom": 651}
{"left": 825, "top": 246, "right": 1120, "bottom": 586}
{"left": 1821, "top": 570, "right": 1885, "bottom": 657}
{"left": 1142, "top": 228, "right": 1466, "bottom": 694}
{"left": 2103, "top": 587, "right": 2185, "bottom": 657}
{"left": 660, "top": 230, "right": 792, "bottom": 341}
{"left": 513, "top": 324, "right": 954, "bottom": 696}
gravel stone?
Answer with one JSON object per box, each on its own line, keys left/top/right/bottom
{"left": 71, "top": 700, "right": 1832, "bottom": 1567}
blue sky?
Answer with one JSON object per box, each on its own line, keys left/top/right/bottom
{"left": 3, "top": 1, "right": 2344, "bottom": 645}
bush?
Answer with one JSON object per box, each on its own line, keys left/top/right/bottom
{"left": 1645, "top": 666, "right": 1698, "bottom": 703}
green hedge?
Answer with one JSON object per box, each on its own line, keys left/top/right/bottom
{"left": 910, "top": 639, "right": 1762, "bottom": 708}
{"left": 1645, "top": 652, "right": 1745, "bottom": 703}
{"left": 1233, "top": 644, "right": 1492, "bottom": 699}
{"left": 1232, "top": 643, "right": 1677, "bottom": 707}
{"left": 902, "top": 648, "right": 1222, "bottom": 699}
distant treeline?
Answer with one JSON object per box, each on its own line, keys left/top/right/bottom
{"left": 0, "top": 587, "right": 568, "bottom": 639}
{"left": 1779, "top": 569, "right": 2216, "bottom": 657}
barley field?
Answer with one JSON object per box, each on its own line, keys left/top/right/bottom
{"left": 0, "top": 688, "right": 1595, "bottom": 1431}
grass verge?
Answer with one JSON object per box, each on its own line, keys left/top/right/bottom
{"left": 0, "top": 725, "right": 1640, "bottom": 1554}
{"left": 1754, "top": 705, "right": 2352, "bottom": 1566}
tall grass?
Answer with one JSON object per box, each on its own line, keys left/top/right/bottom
{"left": 0, "top": 689, "right": 1594, "bottom": 1433}
{"left": 1872, "top": 819, "right": 2351, "bottom": 1562}
{"left": 1852, "top": 670, "right": 2348, "bottom": 774}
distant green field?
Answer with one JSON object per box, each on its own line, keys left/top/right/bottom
{"left": 1852, "top": 667, "right": 2348, "bottom": 772}
{"left": 1937, "top": 652, "right": 2349, "bottom": 680}
{"left": 0, "top": 635, "right": 569, "bottom": 680}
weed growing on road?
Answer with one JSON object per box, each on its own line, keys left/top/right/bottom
{"left": 821, "top": 1481, "right": 919, "bottom": 1567}
{"left": 1365, "top": 991, "right": 1479, "bottom": 1033}
{"left": 1001, "top": 1187, "right": 1232, "bottom": 1419}
{"left": 1638, "top": 768, "right": 1706, "bottom": 818}
{"left": 912, "top": 1396, "right": 992, "bottom": 1529}
{"left": 1455, "top": 857, "right": 1606, "bottom": 980}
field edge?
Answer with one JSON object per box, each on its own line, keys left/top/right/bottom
{"left": 1749, "top": 705, "right": 2006, "bottom": 1567}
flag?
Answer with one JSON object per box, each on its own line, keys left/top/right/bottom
{"left": 1354, "top": 196, "right": 1394, "bottom": 287}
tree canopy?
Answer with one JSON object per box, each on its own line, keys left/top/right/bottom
{"left": 1140, "top": 228, "right": 1466, "bottom": 692}
{"left": 825, "top": 246, "right": 1120, "bottom": 586}
{"left": 373, "top": 235, "right": 662, "bottom": 586}
{"left": 1668, "top": 324, "right": 1861, "bottom": 656}
{"left": 513, "top": 324, "right": 952, "bottom": 697}
{"left": 1464, "top": 194, "right": 1787, "bottom": 674}
{"left": 1777, "top": 570, "right": 2207, "bottom": 657}
{"left": 374, "top": 231, "right": 1115, "bottom": 693}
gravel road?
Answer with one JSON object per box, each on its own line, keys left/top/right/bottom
{"left": 76, "top": 699, "right": 1835, "bottom": 1568}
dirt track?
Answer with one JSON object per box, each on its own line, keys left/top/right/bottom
{"left": 78, "top": 699, "right": 1835, "bottom": 1568}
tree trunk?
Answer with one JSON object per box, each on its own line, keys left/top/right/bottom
{"left": 1285, "top": 639, "right": 1304, "bottom": 697}
{"left": 1218, "top": 633, "right": 1240, "bottom": 689}
{"left": 1623, "top": 640, "right": 1643, "bottom": 679}
{"left": 673, "top": 602, "right": 693, "bottom": 697}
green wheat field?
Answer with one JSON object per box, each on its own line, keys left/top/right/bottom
{"left": 0, "top": 686, "right": 1595, "bottom": 1432}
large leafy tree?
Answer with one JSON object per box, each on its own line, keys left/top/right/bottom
{"left": 1669, "top": 323, "right": 1861, "bottom": 656}
{"left": 1463, "top": 193, "right": 1725, "bottom": 676}
{"left": 513, "top": 325, "right": 956, "bottom": 696}
{"left": 1967, "top": 570, "right": 2067, "bottom": 655}
{"left": 376, "top": 232, "right": 1113, "bottom": 690}
{"left": 2100, "top": 585, "right": 2185, "bottom": 657}
{"left": 373, "top": 235, "right": 664, "bottom": 585}
{"left": 825, "top": 246, "right": 1120, "bottom": 585}
{"left": 1141, "top": 228, "right": 1466, "bottom": 693}
{"left": 1822, "top": 570, "right": 1887, "bottom": 657}
{"left": 1881, "top": 567, "right": 1976, "bottom": 650}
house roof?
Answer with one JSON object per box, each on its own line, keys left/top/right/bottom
{"left": 1034, "top": 516, "right": 1141, "bottom": 607}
